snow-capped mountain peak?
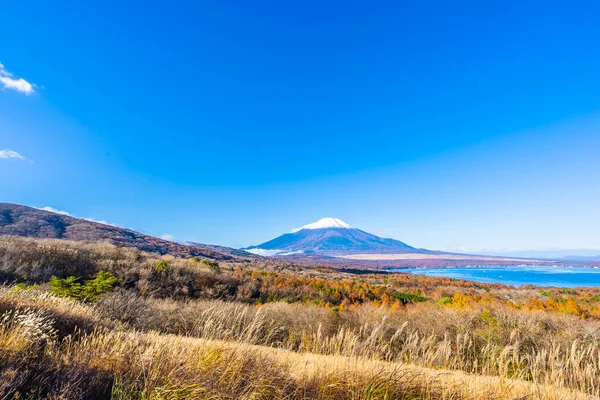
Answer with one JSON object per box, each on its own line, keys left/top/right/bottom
{"left": 291, "top": 217, "right": 353, "bottom": 233}
{"left": 244, "top": 217, "right": 419, "bottom": 256}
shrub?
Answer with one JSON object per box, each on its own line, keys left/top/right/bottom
{"left": 9, "top": 282, "right": 38, "bottom": 293}
{"left": 560, "top": 288, "right": 578, "bottom": 295}
{"left": 202, "top": 258, "right": 221, "bottom": 274}
{"left": 479, "top": 309, "right": 500, "bottom": 327}
{"left": 389, "top": 291, "right": 427, "bottom": 304}
{"left": 49, "top": 271, "right": 119, "bottom": 302}
{"left": 154, "top": 260, "right": 171, "bottom": 273}
{"left": 436, "top": 296, "right": 453, "bottom": 306}
{"left": 451, "top": 292, "right": 471, "bottom": 308}
{"left": 95, "top": 289, "right": 154, "bottom": 326}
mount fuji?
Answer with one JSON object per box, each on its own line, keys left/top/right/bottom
{"left": 245, "top": 218, "right": 430, "bottom": 256}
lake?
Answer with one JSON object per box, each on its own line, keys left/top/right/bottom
{"left": 394, "top": 265, "right": 600, "bottom": 288}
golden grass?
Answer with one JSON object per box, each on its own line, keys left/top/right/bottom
{"left": 127, "top": 297, "right": 600, "bottom": 396}
{"left": 82, "top": 330, "right": 600, "bottom": 399}
{"left": 1, "top": 288, "right": 600, "bottom": 399}
{"left": 2, "top": 236, "right": 600, "bottom": 398}
{"left": 1, "top": 315, "right": 595, "bottom": 400}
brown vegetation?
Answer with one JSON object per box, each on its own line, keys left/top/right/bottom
{"left": 1, "top": 236, "right": 600, "bottom": 398}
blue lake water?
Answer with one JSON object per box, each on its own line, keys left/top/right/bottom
{"left": 394, "top": 266, "right": 600, "bottom": 288}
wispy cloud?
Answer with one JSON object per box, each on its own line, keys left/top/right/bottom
{"left": 38, "top": 206, "right": 121, "bottom": 227}
{"left": 245, "top": 248, "right": 285, "bottom": 257}
{"left": 160, "top": 234, "right": 175, "bottom": 242}
{"left": 39, "top": 206, "right": 71, "bottom": 216}
{"left": 0, "top": 62, "right": 36, "bottom": 95}
{"left": 0, "top": 149, "right": 32, "bottom": 163}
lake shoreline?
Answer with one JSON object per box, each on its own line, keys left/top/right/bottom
{"left": 389, "top": 265, "right": 600, "bottom": 288}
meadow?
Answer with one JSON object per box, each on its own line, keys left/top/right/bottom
{"left": 1, "top": 236, "right": 600, "bottom": 399}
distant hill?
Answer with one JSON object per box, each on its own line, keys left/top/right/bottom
{"left": 245, "top": 217, "right": 432, "bottom": 256}
{"left": 562, "top": 255, "right": 600, "bottom": 262}
{"left": 0, "top": 203, "right": 254, "bottom": 261}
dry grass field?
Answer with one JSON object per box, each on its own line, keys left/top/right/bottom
{"left": 1, "top": 236, "right": 600, "bottom": 399}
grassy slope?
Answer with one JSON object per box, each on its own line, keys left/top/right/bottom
{"left": 0, "top": 290, "right": 593, "bottom": 400}
{"left": 2, "top": 236, "right": 600, "bottom": 398}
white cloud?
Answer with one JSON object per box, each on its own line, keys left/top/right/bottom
{"left": 244, "top": 248, "right": 284, "bottom": 257}
{"left": 0, "top": 62, "right": 36, "bottom": 95}
{"left": 83, "top": 218, "right": 117, "bottom": 226}
{"left": 160, "top": 234, "right": 175, "bottom": 242}
{"left": 40, "top": 206, "right": 71, "bottom": 216}
{"left": 0, "top": 149, "right": 32, "bottom": 163}
{"left": 37, "top": 206, "right": 121, "bottom": 227}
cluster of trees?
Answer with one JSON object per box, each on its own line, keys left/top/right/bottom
{"left": 236, "top": 270, "right": 427, "bottom": 308}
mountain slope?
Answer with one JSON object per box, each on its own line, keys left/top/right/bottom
{"left": 246, "top": 217, "right": 429, "bottom": 256}
{"left": 0, "top": 203, "right": 253, "bottom": 260}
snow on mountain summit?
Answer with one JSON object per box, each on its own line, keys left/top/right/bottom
{"left": 291, "top": 217, "right": 353, "bottom": 233}
{"left": 245, "top": 216, "right": 419, "bottom": 256}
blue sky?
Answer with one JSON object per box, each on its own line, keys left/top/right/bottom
{"left": 1, "top": 0, "right": 600, "bottom": 254}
